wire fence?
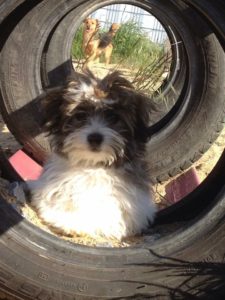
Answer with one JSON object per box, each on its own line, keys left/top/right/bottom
{"left": 91, "top": 4, "right": 168, "bottom": 44}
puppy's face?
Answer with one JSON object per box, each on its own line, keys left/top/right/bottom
{"left": 62, "top": 101, "right": 129, "bottom": 166}
{"left": 43, "top": 71, "right": 154, "bottom": 167}
{"left": 83, "top": 18, "right": 99, "bottom": 33}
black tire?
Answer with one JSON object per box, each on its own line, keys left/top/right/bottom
{"left": 183, "top": 0, "right": 225, "bottom": 50}
{"left": 0, "top": 1, "right": 225, "bottom": 299}
{"left": 0, "top": 0, "right": 224, "bottom": 182}
{"left": 0, "top": 148, "right": 225, "bottom": 299}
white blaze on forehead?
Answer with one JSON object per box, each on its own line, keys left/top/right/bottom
{"left": 67, "top": 82, "right": 94, "bottom": 98}
{"left": 81, "top": 82, "right": 95, "bottom": 97}
{"left": 67, "top": 80, "right": 118, "bottom": 104}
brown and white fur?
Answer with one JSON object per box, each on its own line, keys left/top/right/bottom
{"left": 84, "top": 23, "right": 120, "bottom": 67}
{"left": 28, "top": 71, "right": 157, "bottom": 241}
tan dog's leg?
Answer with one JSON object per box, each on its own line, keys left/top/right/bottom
{"left": 84, "top": 42, "right": 100, "bottom": 68}
{"left": 104, "top": 44, "right": 113, "bottom": 65}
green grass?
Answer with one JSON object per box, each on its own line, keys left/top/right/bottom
{"left": 71, "top": 22, "right": 171, "bottom": 95}
{"left": 71, "top": 27, "right": 83, "bottom": 60}
{"left": 112, "top": 22, "right": 171, "bottom": 94}
{"left": 112, "top": 22, "right": 163, "bottom": 66}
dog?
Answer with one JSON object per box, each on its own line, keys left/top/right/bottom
{"left": 82, "top": 18, "right": 100, "bottom": 60}
{"left": 84, "top": 23, "right": 120, "bottom": 67}
{"left": 28, "top": 71, "right": 157, "bottom": 241}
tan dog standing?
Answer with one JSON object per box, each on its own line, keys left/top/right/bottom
{"left": 83, "top": 23, "right": 120, "bottom": 67}
{"left": 82, "top": 18, "right": 100, "bottom": 60}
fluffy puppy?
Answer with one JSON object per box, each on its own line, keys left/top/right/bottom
{"left": 28, "top": 71, "right": 157, "bottom": 241}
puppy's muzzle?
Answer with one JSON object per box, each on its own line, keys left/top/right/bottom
{"left": 87, "top": 132, "right": 104, "bottom": 151}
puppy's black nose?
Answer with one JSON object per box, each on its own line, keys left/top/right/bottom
{"left": 87, "top": 133, "right": 104, "bottom": 149}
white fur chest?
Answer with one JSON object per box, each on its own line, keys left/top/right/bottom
{"left": 57, "top": 167, "right": 124, "bottom": 209}
{"left": 29, "top": 155, "right": 156, "bottom": 240}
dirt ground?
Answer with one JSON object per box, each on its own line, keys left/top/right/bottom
{"left": 73, "top": 60, "right": 166, "bottom": 92}
{"left": 1, "top": 112, "right": 225, "bottom": 247}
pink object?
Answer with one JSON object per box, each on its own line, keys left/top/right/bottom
{"left": 165, "top": 167, "right": 200, "bottom": 204}
{"left": 9, "top": 150, "right": 43, "bottom": 181}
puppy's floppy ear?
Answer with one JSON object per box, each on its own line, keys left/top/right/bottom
{"left": 135, "top": 93, "right": 157, "bottom": 143}
{"left": 41, "top": 87, "right": 65, "bottom": 134}
{"left": 41, "top": 79, "right": 81, "bottom": 134}
{"left": 100, "top": 71, "right": 133, "bottom": 92}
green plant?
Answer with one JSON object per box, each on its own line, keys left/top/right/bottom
{"left": 112, "top": 22, "right": 171, "bottom": 94}
{"left": 71, "top": 27, "right": 83, "bottom": 60}
{"left": 71, "top": 22, "right": 172, "bottom": 95}
{"left": 112, "top": 22, "right": 162, "bottom": 66}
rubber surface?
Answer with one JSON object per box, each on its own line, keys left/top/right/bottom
{"left": 0, "top": 0, "right": 225, "bottom": 299}
{"left": 0, "top": 150, "right": 225, "bottom": 299}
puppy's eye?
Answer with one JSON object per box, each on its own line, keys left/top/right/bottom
{"left": 105, "top": 111, "right": 120, "bottom": 124}
{"left": 74, "top": 112, "right": 88, "bottom": 121}
{"left": 111, "top": 114, "right": 120, "bottom": 124}
{"left": 62, "top": 122, "right": 73, "bottom": 133}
